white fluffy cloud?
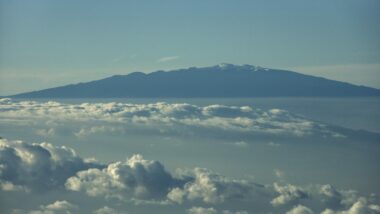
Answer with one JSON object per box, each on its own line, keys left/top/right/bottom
{"left": 187, "top": 207, "right": 249, "bottom": 214}
{"left": 0, "top": 98, "right": 343, "bottom": 138}
{"left": 65, "top": 155, "right": 264, "bottom": 205}
{"left": 286, "top": 205, "right": 314, "bottom": 214}
{"left": 0, "top": 138, "right": 101, "bottom": 191}
{"left": 167, "top": 168, "right": 262, "bottom": 204}
{"left": 0, "top": 180, "right": 28, "bottom": 192}
{"left": 187, "top": 207, "right": 217, "bottom": 214}
{"left": 66, "top": 154, "right": 176, "bottom": 201}
{"left": 28, "top": 200, "right": 77, "bottom": 214}
{"left": 1, "top": 138, "right": 379, "bottom": 213}
{"left": 271, "top": 183, "right": 308, "bottom": 206}
{"left": 93, "top": 206, "right": 125, "bottom": 214}
{"left": 321, "top": 198, "right": 380, "bottom": 214}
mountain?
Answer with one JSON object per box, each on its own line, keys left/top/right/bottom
{"left": 10, "top": 64, "right": 380, "bottom": 98}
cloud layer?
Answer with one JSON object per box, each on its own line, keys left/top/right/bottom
{"left": 0, "top": 98, "right": 344, "bottom": 139}
{"left": 1, "top": 98, "right": 378, "bottom": 213}
{"left": 1, "top": 138, "right": 379, "bottom": 213}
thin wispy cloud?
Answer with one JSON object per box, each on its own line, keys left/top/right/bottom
{"left": 157, "top": 56, "right": 179, "bottom": 63}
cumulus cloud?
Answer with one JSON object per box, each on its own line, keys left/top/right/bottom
{"left": 187, "top": 207, "right": 249, "bottom": 214}
{"left": 320, "top": 184, "right": 346, "bottom": 208}
{"left": 0, "top": 180, "right": 28, "bottom": 192}
{"left": 1, "top": 138, "right": 379, "bottom": 213}
{"left": 66, "top": 154, "right": 177, "bottom": 201}
{"left": 187, "top": 207, "right": 217, "bottom": 214}
{"left": 318, "top": 184, "right": 372, "bottom": 210}
{"left": 1, "top": 138, "right": 266, "bottom": 209}
{"left": 222, "top": 211, "right": 249, "bottom": 214}
{"left": 42, "top": 200, "right": 77, "bottom": 211}
{"left": 321, "top": 197, "right": 380, "bottom": 214}
{"left": 167, "top": 168, "right": 262, "bottom": 204}
{"left": 271, "top": 183, "right": 308, "bottom": 206}
{"left": 0, "top": 99, "right": 344, "bottom": 139}
{"left": 286, "top": 205, "right": 314, "bottom": 214}
{"left": 66, "top": 155, "right": 263, "bottom": 205}
{"left": 93, "top": 206, "right": 125, "bottom": 214}
{"left": 0, "top": 138, "right": 101, "bottom": 191}
{"left": 29, "top": 200, "right": 77, "bottom": 214}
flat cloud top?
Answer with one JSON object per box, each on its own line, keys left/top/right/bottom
{"left": 0, "top": 98, "right": 343, "bottom": 138}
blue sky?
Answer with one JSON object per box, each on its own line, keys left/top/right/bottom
{"left": 1, "top": 0, "right": 379, "bottom": 94}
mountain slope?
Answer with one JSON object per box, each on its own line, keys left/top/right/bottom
{"left": 11, "top": 64, "right": 380, "bottom": 98}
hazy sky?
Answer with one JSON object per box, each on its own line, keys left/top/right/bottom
{"left": 1, "top": 0, "right": 380, "bottom": 95}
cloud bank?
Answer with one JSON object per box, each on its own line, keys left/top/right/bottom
{"left": 1, "top": 138, "right": 378, "bottom": 213}
{"left": 0, "top": 98, "right": 344, "bottom": 140}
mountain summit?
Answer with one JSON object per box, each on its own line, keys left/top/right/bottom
{"left": 11, "top": 64, "right": 380, "bottom": 98}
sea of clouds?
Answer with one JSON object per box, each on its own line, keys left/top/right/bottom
{"left": 0, "top": 98, "right": 345, "bottom": 140}
{"left": 0, "top": 99, "right": 379, "bottom": 213}
{"left": 1, "top": 138, "right": 379, "bottom": 213}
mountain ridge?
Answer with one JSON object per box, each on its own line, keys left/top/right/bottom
{"left": 9, "top": 64, "right": 380, "bottom": 98}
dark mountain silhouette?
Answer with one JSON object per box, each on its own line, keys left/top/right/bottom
{"left": 10, "top": 64, "right": 380, "bottom": 98}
